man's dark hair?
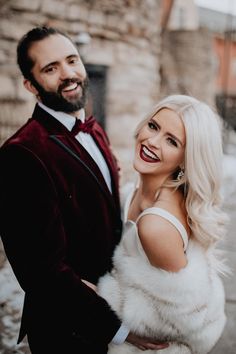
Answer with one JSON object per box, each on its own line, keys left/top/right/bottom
{"left": 17, "top": 26, "right": 74, "bottom": 80}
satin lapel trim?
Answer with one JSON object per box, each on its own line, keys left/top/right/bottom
{"left": 49, "top": 135, "right": 114, "bottom": 206}
{"left": 91, "top": 129, "right": 120, "bottom": 205}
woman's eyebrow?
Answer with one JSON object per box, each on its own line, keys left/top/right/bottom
{"left": 151, "top": 118, "right": 184, "bottom": 146}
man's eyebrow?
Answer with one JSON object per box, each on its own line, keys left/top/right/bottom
{"left": 67, "top": 54, "right": 79, "bottom": 59}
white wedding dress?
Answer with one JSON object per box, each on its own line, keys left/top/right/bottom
{"left": 98, "top": 184, "right": 226, "bottom": 354}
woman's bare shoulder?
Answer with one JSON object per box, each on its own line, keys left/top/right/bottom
{"left": 154, "top": 187, "right": 190, "bottom": 234}
{"left": 137, "top": 213, "right": 187, "bottom": 272}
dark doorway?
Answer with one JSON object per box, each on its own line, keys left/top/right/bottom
{"left": 85, "top": 64, "right": 108, "bottom": 129}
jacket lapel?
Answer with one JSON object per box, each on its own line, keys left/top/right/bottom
{"left": 49, "top": 134, "right": 115, "bottom": 207}
{"left": 91, "top": 124, "right": 120, "bottom": 209}
{"left": 31, "top": 104, "right": 119, "bottom": 210}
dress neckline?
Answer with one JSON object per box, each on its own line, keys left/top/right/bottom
{"left": 123, "top": 183, "right": 189, "bottom": 251}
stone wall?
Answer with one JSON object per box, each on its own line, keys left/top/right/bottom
{"left": 0, "top": 0, "right": 162, "bottom": 184}
{"left": 160, "top": 28, "right": 216, "bottom": 106}
{"left": 0, "top": 1, "right": 220, "bottom": 183}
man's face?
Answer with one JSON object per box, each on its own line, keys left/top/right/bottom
{"left": 26, "top": 34, "right": 89, "bottom": 113}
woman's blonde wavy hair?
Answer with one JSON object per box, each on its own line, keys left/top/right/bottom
{"left": 134, "top": 94, "right": 228, "bottom": 248}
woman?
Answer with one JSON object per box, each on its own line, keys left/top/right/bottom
{"left": 97, "top": 95, "right": 229, "bottom": 353}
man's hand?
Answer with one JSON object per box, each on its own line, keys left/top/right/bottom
{"left": 126, "top": 332, "right": 169, "bottom": 351}
{"left": 82, "top": 279, "right": 97, "bottom": 292}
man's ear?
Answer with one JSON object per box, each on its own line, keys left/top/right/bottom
{"left": 23, "top": 79, "right": 38, "bottom": 95}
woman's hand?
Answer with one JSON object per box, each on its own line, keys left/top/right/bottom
{"left": 126, "top": 332, "right": 169, "bottom": 351}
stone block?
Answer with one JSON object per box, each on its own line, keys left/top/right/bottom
{"left": 88, "top": 10, "right": 106, "bottom": 27}
{"left": 0, "top": 76, "right": 16, "bottom": 100}
{"left": 66, "top": 4, "right": 89, "bottom": 21}
{"left": 106, "top": 14, "right": 127, "bottom": 31}
{"left": 0, "top": 20, "right": 30, "bottom": 41}
{"left": 15, "top": 78, "right": 34, "bottom": 102}
{"left": 89, "top": 27, "right": 120, "bottom": 41}
{"left": 41, "top": 0, "right": 67, "bottom": 19}
{"left": 0, "top": 50, "right": 8, "bottom": 64}
{"left": 10, "top": 0, "right": 40, "bottom": 11}
{"left": 85, "top": 40, "right": 114, "bottom": 65}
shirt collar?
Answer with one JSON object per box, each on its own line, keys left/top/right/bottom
{"left": 38, "top": 102, "right": 85, "bottom": 131}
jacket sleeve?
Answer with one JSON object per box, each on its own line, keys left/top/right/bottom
{"left": 0, "top": 143, "right": 121, "bottom": 346}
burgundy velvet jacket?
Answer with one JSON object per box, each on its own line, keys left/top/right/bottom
{"left": 0, "top": 104, "right": 122, "bottom": 352}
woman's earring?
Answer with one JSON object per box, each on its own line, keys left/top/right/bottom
{"left": 177, "top": 169, "right": 184, "bottom": 181}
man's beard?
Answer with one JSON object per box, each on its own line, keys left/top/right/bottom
{"left": 30, "top": 76, "right": 89, "bottom": 113}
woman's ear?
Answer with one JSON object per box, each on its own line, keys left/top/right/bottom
{"left": 23, "top": 79, "right": 39, "bottom": 95}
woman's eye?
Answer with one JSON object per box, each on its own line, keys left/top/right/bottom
{"left": 148, "top": 121, "right": 157, "bottom": 130}
{"left": 167, "top": 137, "right": 178, "bottom": 147}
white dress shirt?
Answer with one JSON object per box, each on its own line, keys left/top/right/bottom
{"left": 38, "top": 102, "right": 129, "bottom": 344}
{"left": 38, "top": 102, "right": 112, "bottom": 193}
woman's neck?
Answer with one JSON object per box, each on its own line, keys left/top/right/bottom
{"left": 138, "top": 175, "right": 169, "bottom": 202}
{"left": 128, "top": 175, "right": 174, "bottom": 221}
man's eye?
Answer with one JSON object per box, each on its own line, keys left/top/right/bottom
{"left": 44, "top": 67, "right": 55, "bottom": 73}
{"left": 69, "top": 58, "right": 79, "bottom": 64}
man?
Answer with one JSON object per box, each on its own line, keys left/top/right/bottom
{"left": 0, "top": 27, "right": 168, "bottom": 353}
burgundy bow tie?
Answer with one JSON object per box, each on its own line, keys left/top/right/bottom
{"left": 71, "top": 116, "right": 96, "bottom": 135}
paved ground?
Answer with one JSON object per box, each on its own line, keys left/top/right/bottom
{"left": 0, "top": 155, "right": 236, "bottom": 354}
{"left": 210, "top": 153, "right": 236, "bottom": 353}
{"left": 210, "top": 191, "right": 236, "bottom": 354}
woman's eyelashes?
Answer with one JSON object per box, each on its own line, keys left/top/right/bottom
{"left": 148, "top": 120, "right": 158, "bottom": 130}
{"left": 147, "top": 120, "right": 178, "bottom": 147}
{"left": 167, "top": 137, "right": 178, "bottom": 147}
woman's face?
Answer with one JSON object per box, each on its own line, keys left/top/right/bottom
{"left": 134, "top": 108, "right": 186, "bottom": 180}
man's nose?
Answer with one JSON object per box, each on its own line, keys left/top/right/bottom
{"left": 59, "top": 64, "right": 76, "bottom": 80}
